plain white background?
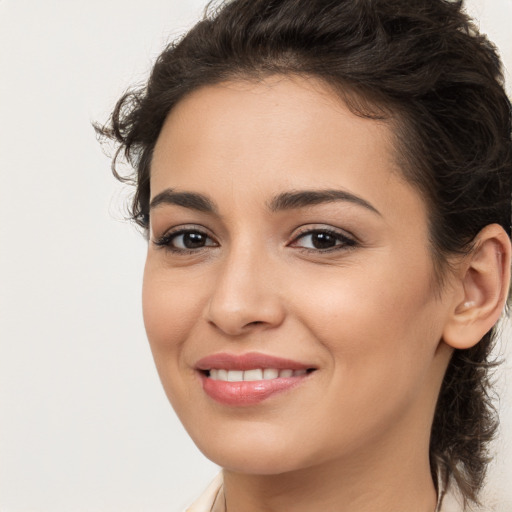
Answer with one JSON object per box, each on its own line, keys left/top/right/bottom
{"left": 0, "top": 1, "right": 511, "bottom": 511}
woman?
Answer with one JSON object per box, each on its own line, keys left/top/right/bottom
{"left": 97, "top": 0, "right": 512, "bottom": 510}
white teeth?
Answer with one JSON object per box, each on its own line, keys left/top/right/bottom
{"left": 208, "top": 368, "right": 309, "bottom": 381}
{"left": 243, "top": 369, "right": 263, "bottom": 381}
{"left": 263, "top": 368, "right": 279, "bottom": 380}
{"left": 227, "top": 370, "right": 244, "bottom": 382}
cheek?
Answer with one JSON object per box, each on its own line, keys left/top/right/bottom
{"left": 142, "top": 261, "right": 207, "bottom": 366}
{"left": 141, "top": 262, "right": 213, "bottom": 417}
{"left": 293, "top": 256, "right": 442, "bottom": 388}
{"left": 290, "top": 269, "right": 443, "bottom": 455}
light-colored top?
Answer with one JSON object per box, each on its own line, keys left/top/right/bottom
{"left": 185, "top": 473, "right": 465, "bottom": 512}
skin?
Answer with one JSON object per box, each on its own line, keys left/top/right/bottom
{"left": 142, "top": 75, "right": 508, "bottom": 512}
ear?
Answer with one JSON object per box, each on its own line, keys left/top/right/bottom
{"left": 442, "top": 224, "right": 511, "bottom": 350}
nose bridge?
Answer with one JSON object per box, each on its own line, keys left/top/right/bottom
{"left": 206, "top": 233, "right": 285, "bottom": 335}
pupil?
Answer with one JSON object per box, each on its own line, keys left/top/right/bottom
{"left": 312, "top": 232, "right": 336, "bottom": 249}
{"left": 184, "top": 232, "right": 206, "bottom": 249}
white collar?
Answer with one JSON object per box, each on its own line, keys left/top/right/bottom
{"left": 185, "top": 473, "right": 224, "bottom": 512}
{"left": 186, "top": 472, "right": 464, "bottom": 512}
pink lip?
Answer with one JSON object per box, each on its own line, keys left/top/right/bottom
{"left": 195, "top": 352, "right": 316, "bottom": 406}
{"left": 195, "top": 352, "right": 312, "bottom": 371}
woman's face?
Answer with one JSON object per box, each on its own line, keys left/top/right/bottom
{"left": 144, "top": 76, "right": 455, "bottom": 474}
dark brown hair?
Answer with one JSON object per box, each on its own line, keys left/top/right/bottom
{"left": 97, "top": 0, "right": 512, "bottom": 506}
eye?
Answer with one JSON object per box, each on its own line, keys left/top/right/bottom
{"left": 290, "top": 228, "right": 357, "bottom": 252}
{"left": 153, "top": 228, "right": 218, "bottom": 253}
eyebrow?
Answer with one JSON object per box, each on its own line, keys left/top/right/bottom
{"left": 149, "top": 188, "right": 380, "bottom": 216}
{"left": 149, "top": 189, "right": 218, "bottom": 214}
{"left": 267, "top": 189, "right": 381, "bottom": 215}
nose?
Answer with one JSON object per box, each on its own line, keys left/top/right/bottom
{"left": 206, "top": 244, "right": 286, "bottom": 336}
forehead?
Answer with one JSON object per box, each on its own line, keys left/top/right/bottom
{"left": 150, "top": 75, "right": 423, "bottom": 220}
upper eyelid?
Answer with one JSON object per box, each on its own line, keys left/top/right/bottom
{"left": 291, "top": 224, "right": 357, "bottom": 241}
{"left": 153, "top": 224, "right": 215, "bottom": 240}
{"left": 287, "top": 227, "right": 359, "bottom": 253}
{"left": 155, "top": 224, "right": 353, "bottom": 236}
{"left": 152, "top": 224, "right": 358, "bottom": 248}
{"left": 151, "top": 226, "right": 219, "bottom": 252}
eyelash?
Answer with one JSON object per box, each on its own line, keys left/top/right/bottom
{"left": 153, "top": 227, "right": 218, "bottom": 255}
{"left": 291, "top": 227, "right": 357, "bottom": 253}
{"left": 152, "top": 227, "right": 358, "bottom": 254}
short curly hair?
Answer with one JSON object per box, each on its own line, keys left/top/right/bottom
{"left": 96, "top": 0, "right": 512, "bottom": 507}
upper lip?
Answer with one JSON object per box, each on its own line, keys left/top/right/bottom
{"left": 195, "top": 352, "right": 315, "bottom": 371}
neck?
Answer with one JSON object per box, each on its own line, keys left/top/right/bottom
{"left": 222, "top": 448, "right": 437, "bottom": 512}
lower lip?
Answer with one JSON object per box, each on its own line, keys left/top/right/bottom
{"left": 200, "top": 372, "right": 312, "bottom": 406}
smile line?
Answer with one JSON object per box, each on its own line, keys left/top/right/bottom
{"left": 207, "top": 368, "right": 313, "bottom": 381}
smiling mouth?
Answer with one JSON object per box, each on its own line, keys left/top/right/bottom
{"left": 199, "top": 366, "right": 316, "bottom": 406}
{"left": 195, "top": 352, "right": 317, "bottom": 405}
{"left": 205, "top": 368, "right": 315, "bottom": 381}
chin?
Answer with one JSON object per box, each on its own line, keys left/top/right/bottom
{"left": 192, "top": 428, "right": 316, "bottom": 475}
{"left": 205, "top": 450, "right": 306, "bottom": 475}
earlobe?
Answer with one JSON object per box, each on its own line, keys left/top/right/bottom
{"left": 443, "top": 224, "right": 511, "bottom": 350}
